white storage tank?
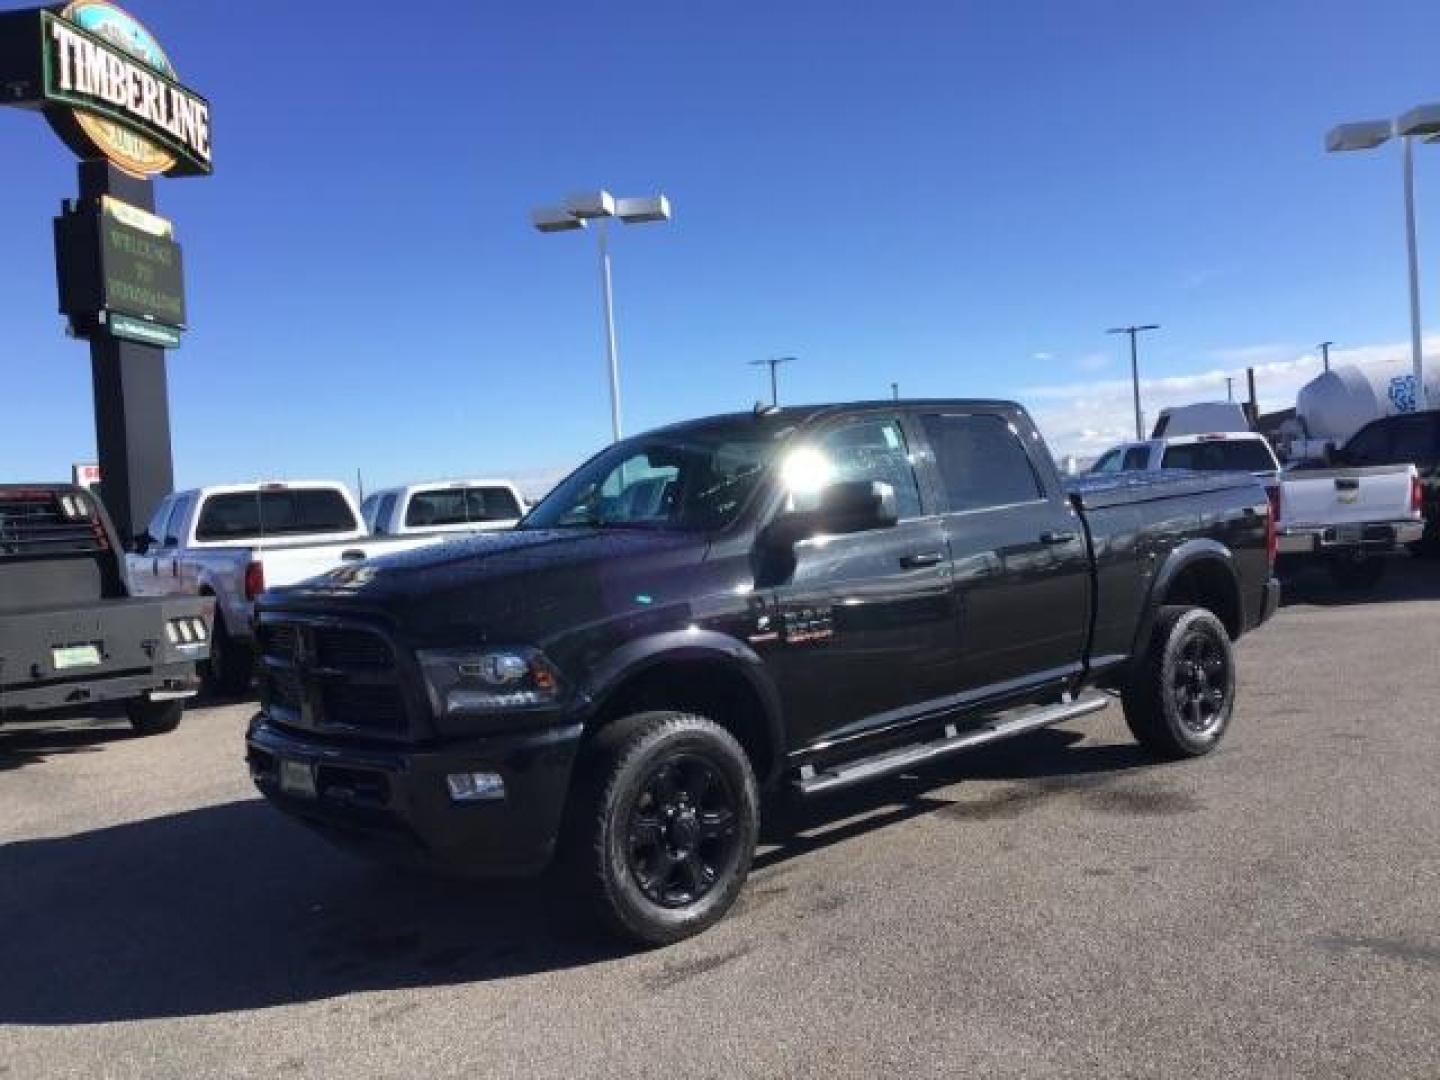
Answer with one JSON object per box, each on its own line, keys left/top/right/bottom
{"left": 1295, "top": 360, "right": 1440, "bottom": 444}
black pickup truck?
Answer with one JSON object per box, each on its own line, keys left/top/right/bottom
{"left": 1, "top": 484, "right": 213, "bottom": 735}
{"left": 247, "top": 401, "right": 1279, "bottom": 943}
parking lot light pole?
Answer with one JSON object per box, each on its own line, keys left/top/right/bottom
{"left": 1327, "top": 107, "right": 1440, "bottom": 410}
{"left": 1106, "top": 324, "right": 1161, "bottom": 440}
{"left": 530, "top": 191, "right": 672, "bottom": 442}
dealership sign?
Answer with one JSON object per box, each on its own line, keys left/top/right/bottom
{"left": 0, "top": 2, "right": 212, "bottom": 177}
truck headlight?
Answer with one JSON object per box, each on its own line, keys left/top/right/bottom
{"left": 417, "top": 647, "right": 566, "bottom": 716}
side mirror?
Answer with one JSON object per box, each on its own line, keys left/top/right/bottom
{"left": 766, "top": 480, "right": 899, "bottom": 546}
{"left": 131, "top": 530, "right": 154, "bottom": 554}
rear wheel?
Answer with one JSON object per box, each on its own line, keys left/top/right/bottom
{"left": 1123, "top": 606, "right": 1235, "bottom": 760}
{"left": 203, "top": 615, "right": 253, "bottom": 698}
{"left": 126, "top": 698, "right": 183, "bottom": 736}
{"left": 1326, "top": 554, "right": 1386, "bottom": 589}
{"left": 567, "top": 711, "right": 759, "bottom": 946}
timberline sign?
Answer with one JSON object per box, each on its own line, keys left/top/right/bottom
{"left": 0, "top": 2, "right": 212, "bottom": 177}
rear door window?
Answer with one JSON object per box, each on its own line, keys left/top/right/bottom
{"left": 921, "top": 414, "right": 1044, "bottom": 512}
{"left": 195, "top": 489, "right": 358, "bottom": 542}
{"left": 1161, "top": 440, "right": 1276, "bottom": 473}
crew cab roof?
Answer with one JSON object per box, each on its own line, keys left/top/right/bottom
{"left": 647, "top": 399, "right": 1026, "bottom": 437}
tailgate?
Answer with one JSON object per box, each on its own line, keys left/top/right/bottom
{"left": 1280, "top": 467, "right": 1416, "bottom": 528}
{"left": 0, "top": 595, "right": 213, "bottom": 691}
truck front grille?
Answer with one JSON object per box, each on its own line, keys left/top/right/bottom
{"left": 259, "top": 619, "right": 410, "bottom": 739}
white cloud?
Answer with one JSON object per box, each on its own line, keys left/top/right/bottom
{"left": 1025, "top": 335, "right": 1440, "bottom": 457}
{"left": 1074, "top": 351, "right": 1110, "bottom": 373}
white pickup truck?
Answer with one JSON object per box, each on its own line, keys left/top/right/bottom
{"left": 1091, "top": 432, "right": 1423, "bottom": 586}
{"left": 1274, "top": 464, "right": 1423, "bottom": 586}
{"left": 125, "top": 481, "right": 445, "bottom": 693}
{"left": 359, "top": 478, "right": 527, "bottom": 537}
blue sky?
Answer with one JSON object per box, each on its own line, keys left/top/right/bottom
{"left": 3, "top": 0, "right": 1440, "bottom": 489}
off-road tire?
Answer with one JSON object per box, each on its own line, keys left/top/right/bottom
{"left": 1122, "top": 606, "right": 1236, "bottom": 760}
{"left": 126, "top": 698, "right": 183, "bottom": 736}
{"left": 567, "top": 711, "right": 759, "bottom": 946}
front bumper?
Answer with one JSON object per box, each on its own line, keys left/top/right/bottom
{"left": 1276, "top": 519, "right": 1425, "bottom": 555}
{"left": 245, "top": 714, "right": 584, "bottom": 876}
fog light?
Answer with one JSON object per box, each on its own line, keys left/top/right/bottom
{"left": 446, "top": 771, "right": 505, "bottom": 803}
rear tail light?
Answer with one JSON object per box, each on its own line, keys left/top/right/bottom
{"left": 1264, "top": 484, "right": 1280, "bottom": 567}
{"left": 244, "top": 560, "right": 266, "bottom": 600}
{"left": 1412, "top": 475, "right": 1424, "bottom": 516}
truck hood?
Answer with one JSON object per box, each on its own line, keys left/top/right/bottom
{"left": 260, "top": 527, "right": 707, "bottom": 645}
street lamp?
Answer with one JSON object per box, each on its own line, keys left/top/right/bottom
{"left": 1106, "top": 324, "right": 1161, "bottom": 440}
{"left": 530, "top": 190, "right": 672, "bottom": 442}
{"left": 1327, "top": 105, "right": 1440, "bottom": 410}
{"left": 750, "top": 356, "right": 793, "bottom": 407}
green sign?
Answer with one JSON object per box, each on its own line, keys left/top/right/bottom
{"left": 107, "top": 312, "right": 181, "bottom": 349}
{"left": 100, "top": 214, "right": 186, "bottom": 327}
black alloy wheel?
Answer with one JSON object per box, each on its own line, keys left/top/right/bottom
{"left": 569, "top": 711, "right": 760, "bottom": 946}
{"left": 1170, "top": 631, "right": 1230, "bottom": 738}
{"left": 1123, "top": 605, "right": 1236, "bottom": 759}
{"left": 625, "top": 754, "right": 741, "bottom": 908}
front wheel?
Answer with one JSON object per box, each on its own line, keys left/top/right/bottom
{"left": 1122, "top": 606, "right": 1236, "bottom": 760}
{"left": 126, "top": 698, "right": 183, "bottom": 736}
{"left": 568, "top": 712, "right": 759, "bottom": 946}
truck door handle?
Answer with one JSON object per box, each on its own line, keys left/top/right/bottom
{"left": 899, "top": 551, "right": 945, "bottom": 569}
{"left": 1040, "top": 530, "right": 1077, "bottom": 545}
{"left": 340, "top": 549, "right": 366, "bottom": 561}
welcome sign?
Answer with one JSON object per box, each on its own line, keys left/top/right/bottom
{"left": 0, "top": 2, "right": 212, "bottom": 177}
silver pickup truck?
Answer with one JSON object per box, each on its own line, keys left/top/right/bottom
{"left": 125, "top": 481, "right": 445, "bottom": 693}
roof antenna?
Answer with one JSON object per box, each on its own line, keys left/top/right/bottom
{"left": 753, "top": 400, "right": 779, "bottom": 416}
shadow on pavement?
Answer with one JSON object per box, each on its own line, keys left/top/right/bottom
{"left": 0, "top": 720, "right": 134, "bottom": 773}
{"left": 0, "top": 724, "right": 1157, "bottom": 1026}
{"left": 1279, "top": 554, "right": 1440, "bottom": 608}
{"left": 0, "top": 797, "right": 626, "bottom": 1026}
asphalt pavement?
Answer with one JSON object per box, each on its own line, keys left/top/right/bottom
{"left": 2, "top": 559, "right": 1438, "bottom": 1079}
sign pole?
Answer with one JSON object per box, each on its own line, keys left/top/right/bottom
{"left": 77, "top": 160, "right": 174, "bottom": 541}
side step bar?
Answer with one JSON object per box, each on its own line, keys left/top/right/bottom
{"left": 795, "top": 692, "right": 1110, "bottom": 797}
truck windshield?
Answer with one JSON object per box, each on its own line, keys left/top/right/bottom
{"left": 522, "top": 419, "right": 796, "bottom": 532}
{"left": 195, "top": 489, "right": 358, "bottom": 542}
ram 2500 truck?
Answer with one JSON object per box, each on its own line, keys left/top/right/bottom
{"left": 247, "top": 400, "right": 1279, "bottom": 944}
{"left": 2, "top": 484, "right": 212, "bottom": 735}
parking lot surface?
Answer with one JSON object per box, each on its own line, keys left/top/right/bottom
{"left": 3, "top": 562, "right": 1439, "bottom": 1079}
